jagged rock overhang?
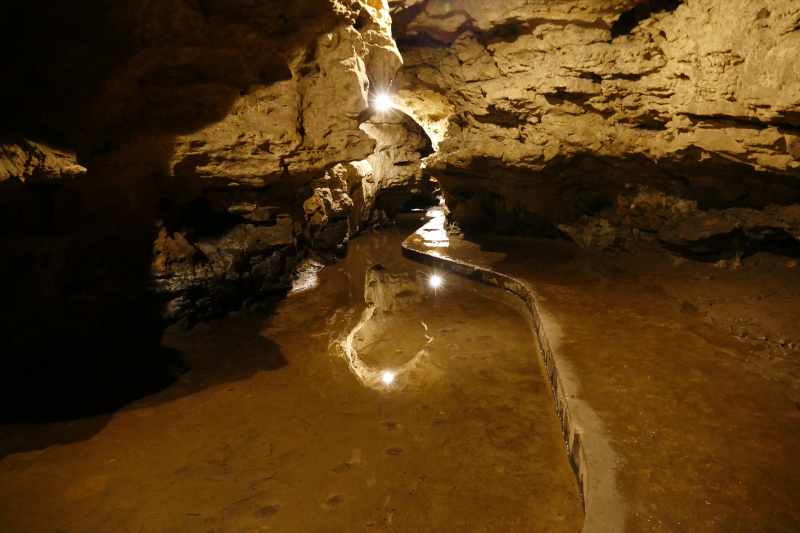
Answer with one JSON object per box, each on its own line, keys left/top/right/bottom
{"left": 387, "top": 0, "right": 800, "bottom": 258}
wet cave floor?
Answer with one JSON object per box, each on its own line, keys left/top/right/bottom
{"left": 405, "top": 207, "right": 800, "bottom": 532}
{"left": 0, "top": 214, "right": 584, "bottom": 533}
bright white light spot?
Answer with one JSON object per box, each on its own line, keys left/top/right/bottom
{"left": 429, "top": 275, "right": 442, "bottom": 288}
{"left": 375, "top": 93, "right": 393, "bottom": 112}
{"left": 382, "top": 372, "right": 395, "bottom": 384}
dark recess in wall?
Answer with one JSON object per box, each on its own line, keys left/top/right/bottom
{"left": 0, "top": 0, "right": 334, "bottom": 424}
{"left": 611, "top": 0, "right": 682, "bottom": 38}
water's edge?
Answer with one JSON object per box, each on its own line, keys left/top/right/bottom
{"left": 401, "top": 240, "right": 625, "bottom": 533}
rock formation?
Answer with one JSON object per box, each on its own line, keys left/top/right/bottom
{"left": 359, "top": 111, "right": 438, "bottom": 221}
{"left": 391, "top": 0, "right": 800, "bottom": 262}
{"left": 2, "top": 0, "right": 799, "bottom": 416}
{"left": 0, "top": 0, "right": 412, "bottom": 418}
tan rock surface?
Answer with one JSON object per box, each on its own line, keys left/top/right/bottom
{"left": 391, "top": 0, "right": 800, "bottom": 252}
{"left": 0, "top": 139, "right": 87, "bottom": 182}
{"left": 358, "top": 110, "right": 437, "bottom": 221}
{"left": 3, "top": 0, "right": 800, "bottom": 420}
{"left": 0, "top": 0, "right": 409, "bottom": 416}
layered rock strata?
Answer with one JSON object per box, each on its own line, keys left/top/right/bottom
{"left": 390, "top": 0, "right": 800, "bottom": 260}
{"left": 359, "top": 111, "right": 438, "bottom": 220}
{"left": 0, "top": 0, "right": 413, "bottom": 418}
{"left": 3, "top": 0, "right": 800, "bottom": 418}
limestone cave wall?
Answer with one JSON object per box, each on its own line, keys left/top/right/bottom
{"left": 0, "top": 0, "right": 409, "bottom": 419}
{"left": 2, "top": 0, "right": 799, "bottom": 418}
{"left": 390, "top": 0, "right": 800, "bottom": 262}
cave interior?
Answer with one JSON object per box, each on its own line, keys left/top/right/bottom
{"left": 1, "top": 0, "right": 800, "bottom": 531}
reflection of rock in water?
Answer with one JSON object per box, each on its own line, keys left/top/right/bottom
{"left": 338, "top": 267, "right": 440, "bottom": 390}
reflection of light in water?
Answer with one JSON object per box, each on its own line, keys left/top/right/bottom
{"left": 417, "top": 207, "right": 450, "bottom": 248}
{"left": 429, "top": 275, "right": 442, "bottom": 288}
{"left": 291, "top": 259, "right": 324, "bottom": 293}
{"left": 337, "top": 304, "right": 434, "bottom": 391}
{"left": 374, "top": 93, "right": 393, "bottom": 112}
{"left": 335, "top": 270, "right": 437, "bottom": 391}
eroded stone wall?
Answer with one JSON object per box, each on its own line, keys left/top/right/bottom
{"left": 390, "top": 0, "right": 800, "bottom": 262}
{"left": 2, "top": 0, "right": 800, "bottom": 418}
{"left": 0, "top": 0, "right": 411, "bottom": 419}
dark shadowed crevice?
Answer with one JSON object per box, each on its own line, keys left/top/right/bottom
{"left": 488, "top": 22, "right": 520, "bottom": 41}
{"left": 473, "top": 106, "right": 524, "bottom": 128}
{"left": 611, "top": 0, "right": 682, "bottom": 38}
{"left": 396, "top": 32, "right": 450, "bottom": 50}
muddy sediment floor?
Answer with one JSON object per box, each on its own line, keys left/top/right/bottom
{"left": 0, "top": 214, "right": 583, "bottom": 533}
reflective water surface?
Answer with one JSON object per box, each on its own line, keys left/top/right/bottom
{"left": 0, "top": 214, "right": 583, "bottom": 533}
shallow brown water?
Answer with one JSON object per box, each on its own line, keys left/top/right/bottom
{"left": 0, "top": 214, "right": 583, "bottom": 532}
{"left": 406, "top": 207, "right": 800, "bottom": 532}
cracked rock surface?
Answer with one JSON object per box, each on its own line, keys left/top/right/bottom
{"left": 391, "top": 0, "right": 800, "bottom": 257}
{"left": 2, "top": 0, "right": 800, "bottom": 417}
{"left": 0, "top": 0, "right": 410, "bottom": 418}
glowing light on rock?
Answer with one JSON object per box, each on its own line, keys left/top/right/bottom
{"left": 430, "top": 275, "right": 442, "bottom": 288}
{"left": 375, "top": 93, "right": 393, "bottom": 112}
{"left": 382, "top": 371, "right": 395, "bottom": 384}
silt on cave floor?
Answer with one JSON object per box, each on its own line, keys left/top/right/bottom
{"left": 0, "top": 216, "right": 584, "bottom": 533}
